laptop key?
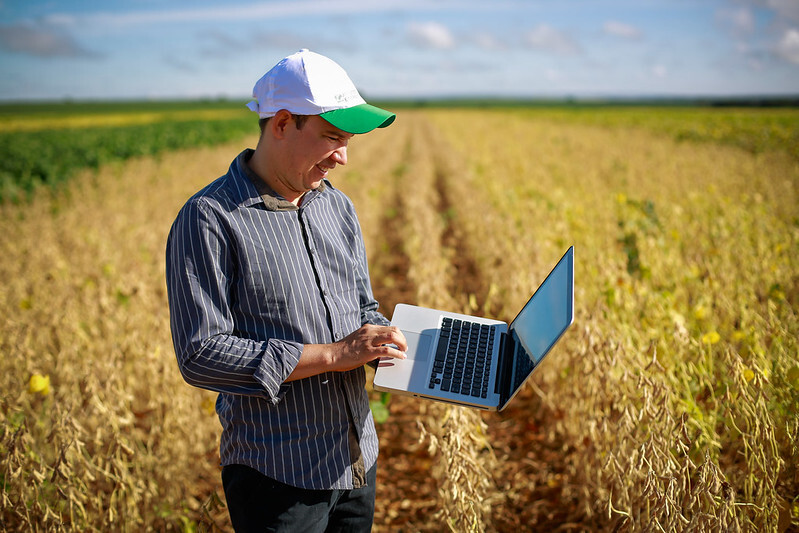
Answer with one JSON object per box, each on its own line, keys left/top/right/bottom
{"left": 434, "top": 342, "right": 448, "bottom": 362}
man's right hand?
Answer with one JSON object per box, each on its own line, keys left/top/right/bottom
{"left": 331, "top": 324, "right": 408, "bottom": 373}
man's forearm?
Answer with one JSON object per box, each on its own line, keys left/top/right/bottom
{"left": 286, "top": 324, "right": 408, "bottom": 382}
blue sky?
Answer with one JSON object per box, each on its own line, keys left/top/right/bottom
{"left": 1, "top": 0, "right": 798, "bottom": 102}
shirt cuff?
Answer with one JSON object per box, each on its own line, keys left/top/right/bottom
{"left": 253, "top": 339, "right": 303, "bottom": 404}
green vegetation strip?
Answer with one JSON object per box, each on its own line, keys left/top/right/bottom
{"left": 0, "top": 101, "right": 257, "bottom": 203}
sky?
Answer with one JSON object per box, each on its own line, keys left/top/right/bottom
{"left": 1, "top": 0, "right": 798, "bottom": 102}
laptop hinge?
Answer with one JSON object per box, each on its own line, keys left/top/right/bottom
{"left": 495, "top": 332, "right": 515, "bottom": 406}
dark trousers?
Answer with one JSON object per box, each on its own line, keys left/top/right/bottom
{"left": 221, "top": 464, "right": 377, "bottom": 533}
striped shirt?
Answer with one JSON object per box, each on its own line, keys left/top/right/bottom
{"left": 165, "top": 149, "right": 388, "bottom": 490}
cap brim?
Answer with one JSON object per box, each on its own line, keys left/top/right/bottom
{"left": 319, "top": 104, "right": 396, "bottom": 134}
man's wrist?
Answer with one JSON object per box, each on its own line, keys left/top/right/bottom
{"left": 286, "top": 342, "right": 340, "bottom": 382}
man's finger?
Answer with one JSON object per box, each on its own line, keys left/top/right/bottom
{"left": 379, "top": 343, "right": 406, "bottom": 359}
{"left": 383, "top": 326, "right": 408, "bottom": 352}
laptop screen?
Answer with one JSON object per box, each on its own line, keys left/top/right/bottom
{"left": 507, "top": 247, "right": 574, "bottom": 394}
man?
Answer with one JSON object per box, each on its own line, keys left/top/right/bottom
{"left": 165, "top": 49, "right": 408, "bottom": 532}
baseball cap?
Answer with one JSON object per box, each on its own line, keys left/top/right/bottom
{"left": 246, "top": 49, "right": 395, "bottom": 134}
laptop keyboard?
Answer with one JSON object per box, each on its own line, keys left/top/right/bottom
{"left": 429, "top": 317, "right": 495, "bottom": 398}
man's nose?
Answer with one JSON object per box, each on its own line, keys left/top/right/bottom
{"left": 331, "top": 146, "right": 347, "bottom": 166}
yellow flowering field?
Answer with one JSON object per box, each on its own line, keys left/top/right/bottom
{"left": 0, "top": 102, "right": 248, "bottom": 133}
{"left": 1, "top": 105, "right": 797, "bottom": 532}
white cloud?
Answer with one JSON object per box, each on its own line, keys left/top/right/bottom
{"left": 472, "top": 32, "right": 505, "bottom": 51}
{"left": 41, "top": 1, "right": 511, "bottom": 28}
{"left": 735, "top": 0, "right": 799, "bottom": 24}
{"left": 407, "top": 21, "right": 455, "bottom": 49}
{"left": 603, "top": 21, "right": 642, "bottom": 39}
{"left": 765, "top": 0, "right": 799, "bottom": 23}
{"left": 545, "top": 68, "right": 562, "bottom": 82}
{"left": 0, "top": 23, "right": 99, "bottom": 58}
{"left": 776, "top": 28, "right": 799, "bottom": 64}
{"left": 41, "top": 14, "right": 78, "bottom": 26}
{"left": 47, "top": 1, "right": 386, "bottom": 27}
{"left": 716, "top": 7, "right": 755, "bottom": 35}
{"left": 524, "top": 24, "right": 580, "bottom": 55}
{"left": 651, "top": 64, "right": 667, "bottom": 78}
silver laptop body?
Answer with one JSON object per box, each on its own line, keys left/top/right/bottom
{"left": 373, "top": 246, "right": 574, "bottom": 412}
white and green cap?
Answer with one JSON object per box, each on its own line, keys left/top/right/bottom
{"left": 246, "top": 49, "right": 395, "bottom": 134}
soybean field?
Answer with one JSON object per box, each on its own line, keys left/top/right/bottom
{"left": 1, "top": 102, "right": 797, "bottom": 532}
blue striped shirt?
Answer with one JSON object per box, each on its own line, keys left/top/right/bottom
{"left": 165, "top": 149, "right": 388, "bottom": 490}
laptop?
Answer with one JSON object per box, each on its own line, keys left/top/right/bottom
{"left": 373, "top": 246, "right": 574, "bottom": 412}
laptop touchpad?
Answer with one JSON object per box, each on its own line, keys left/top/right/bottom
{"left": 403, "top": 331, "right": 433, "bottom": 361}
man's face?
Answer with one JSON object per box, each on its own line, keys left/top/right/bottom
{"left": 279, "top": 114, "right": 353, "bottom": 199}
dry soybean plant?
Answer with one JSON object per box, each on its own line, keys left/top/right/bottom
{"left": 1, "top": 143, "right": 249, "bottom": 531}
{"left": 427, "top": 108, "right": 798, "bottom": 531}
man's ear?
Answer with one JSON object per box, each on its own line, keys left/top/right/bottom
{"left": 270, "top": 109, "right": 293, "bottom": 139}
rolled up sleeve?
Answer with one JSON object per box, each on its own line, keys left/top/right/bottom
{"left": 166, "top": 197, "right": 302, "bottom": 403}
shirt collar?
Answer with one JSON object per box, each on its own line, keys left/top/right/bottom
{"left": 233, "top": 149, "right": 327, "bottom": 212}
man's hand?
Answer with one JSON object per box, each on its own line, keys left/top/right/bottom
{"left": 287, "top": 325, "right": 407, "bottom": 382}
{"left": 331, "top": 324, "right": 408, "bottom": 373}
